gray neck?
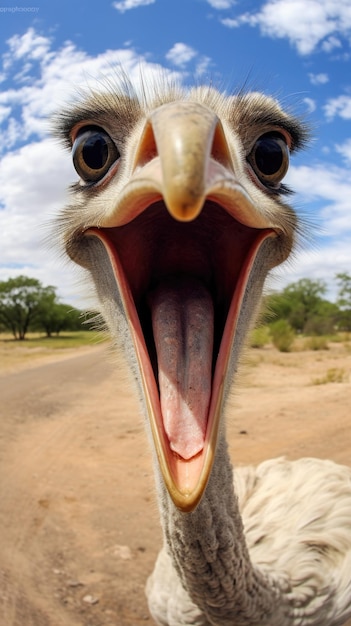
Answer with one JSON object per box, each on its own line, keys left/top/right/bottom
{"left": 159, "top": 434, "right": 289, "bottom": 626}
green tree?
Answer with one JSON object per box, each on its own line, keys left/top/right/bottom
{"left": 33, "top": 301, "right": 83, "bottom": 336}
{"left": 0, "top": 276, "right": 56, "bottom": 340}
{"left": 264, "top": 278, "right": 335, "bottom": 334}
{"left": 303, "top": 300, "right": 339, "bottom": 335}
{"left": 336, "top": 272, "right": 351, "bottom": 330}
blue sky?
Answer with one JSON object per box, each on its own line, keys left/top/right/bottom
{"left": 0, "top": 0, "right": 350, "bottom": 305}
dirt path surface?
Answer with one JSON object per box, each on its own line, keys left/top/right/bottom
{"left": 0, "top": 342, "right": 351, "bottom": 625}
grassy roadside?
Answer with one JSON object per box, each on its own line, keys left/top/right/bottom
{"left": 0, "top": 331, "right": 109, "bottom": 373}
{"left": 0, "top": 331, "right": 107, "bottom": 348}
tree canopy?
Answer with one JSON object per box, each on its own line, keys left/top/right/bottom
{"left": 263, "top": 277, "right": 343, "bottom": 335}
{"left": 336, "top": 272, "right": 351, "bottom": 330}
{"left": 0, "top": 276, "right": 83, "bottom": 340}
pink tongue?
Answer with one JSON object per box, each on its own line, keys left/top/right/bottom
{"left": 149, "top": 277, "right": 214, "bottom": 460}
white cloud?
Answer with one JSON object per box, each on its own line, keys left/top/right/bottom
{"left": 271, "top": 161, "right": 351, "bottom": 297}
{"left": 335, "top": 138, "right": 351, "bottom": 165}
{"left": 303, "top": 97, "right": 317, "bottom": 113}
{"left": 324, "top": 95, "right": 351, "bottom": 120}
{"left": 3, "top": 28, "right": 51, "bottom": 68}
{"left": 112, "top": 0, "right": 155, "bottom": 13}
{"left": 0, "top": 138, "right": 76, "bottom": 297}
{"left": 321, "top": 35, "right": 343, "bottom": 52}
{"left": 166, "top": 43, "right": 198, "bottom": 68}
{"left": 0, "top": 104, "right": 11, "bottom": 123}
{"left": 165, "top": 43, "right": 213, "bottom": 76}
{"left": 0, "top": 31, "right": 181, "bottom": 152}
{"left": 195, "top": 55, "right": 212, "bottom": 77}
{"left": 286, "top": 163, "right": 351, "bottom": 237}
{"left": 0, "top": 141, "right": 73, "bottom": 238}
{"left": 221, "top": 16, "right": 244, "bottom": 28}
{"left": 308, "top": 72, "right": 329, "bottom": 85}
{"left": 221, "top": 0, "right": 351, "bottom": 55}
{"left": 206, "top": 0, "right": 236, "bottom": 8}
{"left": 273, "top": 240, "right": 351, "bottom": 301}
{"left": 0, "top": 29, "right": 181, "bottom": 304}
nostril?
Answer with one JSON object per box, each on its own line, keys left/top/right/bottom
{"left": 211, "top": 122, "right": 233, "bottom": 171}
{"left": 133, "top": 120, "right": 158, "bottom": 170}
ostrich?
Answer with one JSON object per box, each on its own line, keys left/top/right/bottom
{"left": 54, "top": 77, "right": 351, "bottom": 626}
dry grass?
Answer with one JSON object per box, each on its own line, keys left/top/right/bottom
{"left": 0, "top": 331, "right": 108, "bottom": 373}
{"left": 303, "top": 336, "right": 329, "bottom": 351}
{"left": 311, "top": 367, "right": 349, "bottom": 385}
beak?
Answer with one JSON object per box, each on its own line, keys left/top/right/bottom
{"left": 77, "top": 101, "right": 287, "bottom": 512}
{"left": 143, "top": 101, "right": 230, "bottom": 221}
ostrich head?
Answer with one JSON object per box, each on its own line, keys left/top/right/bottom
{"left": 55, "top": 79, "right": 307, "bottom": 512}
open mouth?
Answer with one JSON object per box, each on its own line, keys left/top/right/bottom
{"left": 83, "top": 199, "right": 275, "bottom": 511}
{"left": 62, "top": 98, "right": 296, "bottom": 511}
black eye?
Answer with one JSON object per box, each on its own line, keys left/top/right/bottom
{"left": 248, "top": 132, "right": 289, "bottom": 187}
{"left": 72, "top": 126, "right": 120, "bottom": 183}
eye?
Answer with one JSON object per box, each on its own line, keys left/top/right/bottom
{"left": 247, "top": 132, "right": 289, "bottom": 188}
{"left": 72, "top": 126, "right": 120, "bottom": 183}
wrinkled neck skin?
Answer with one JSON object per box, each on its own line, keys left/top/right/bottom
{"left": 158, "top": 433, "right": 290, "bottom": 626}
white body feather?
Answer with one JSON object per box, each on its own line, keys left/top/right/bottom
{"left": 147, "top": 457, "right": 351, "bottom": 626}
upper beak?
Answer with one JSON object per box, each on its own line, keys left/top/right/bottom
{"left": 102, "top": 101, "right": 273, "bottom": 231}
{"left": 137, "top": 101, "right": 232, "bottom": 221}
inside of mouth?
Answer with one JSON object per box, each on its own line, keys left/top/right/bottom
{"left": 99, "top": 201, "right": 261, "bottom": 463}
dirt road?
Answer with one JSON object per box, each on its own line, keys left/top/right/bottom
{"left": 0, "top": 342, "right": 350, "bottom": 625}
{"left": 0, "top": 346, "right": 160, "bottom": 626}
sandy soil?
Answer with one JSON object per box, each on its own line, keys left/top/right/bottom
{"left": 0, "top": 339, "right": 351, "bottom": 626}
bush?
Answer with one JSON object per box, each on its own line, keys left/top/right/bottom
{"left": 312, "top": 368, "right": 348, "bottom": 385}
{"left": 269, "top": 320, "right": 295, "bottom": 352}
{"left": 303, "top": 316, "right": 335, "bottom": 336}
{"left": 329, "top": 332, "right": 350, "bottom": 343}
{"left": 303, "top": 336, "right": 329, "bottom": 351}
{"left": 250, "top": 326, "right": 271, "bottom": 348}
